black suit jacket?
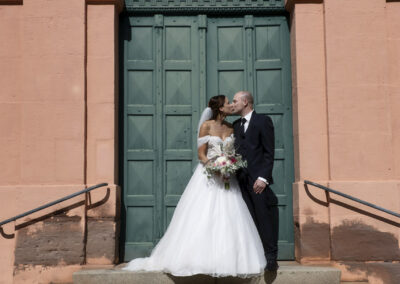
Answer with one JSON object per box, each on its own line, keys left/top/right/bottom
{"left": 233, "top": 111, "right": 275, "bottom": 185}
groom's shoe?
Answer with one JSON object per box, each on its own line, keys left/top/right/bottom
{"left": 265, "top": 259, "right": 279, "bottom": 272}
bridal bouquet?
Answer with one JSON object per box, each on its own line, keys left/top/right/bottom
{"left": 204, "top": 143, "right": 247, "bottom": 189}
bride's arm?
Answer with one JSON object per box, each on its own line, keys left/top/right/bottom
{"left": 198, "top": 123, "right": 209, "bottom": 164}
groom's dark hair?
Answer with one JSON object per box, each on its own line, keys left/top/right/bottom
{"left": 208, "top": 95, "right": 226, "bottom": 120}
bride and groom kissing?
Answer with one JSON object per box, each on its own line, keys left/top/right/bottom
{"left": 123, "top": 91, "right": 279, "bottom": 277}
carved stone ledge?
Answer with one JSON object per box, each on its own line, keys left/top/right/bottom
{"left": 0, "top": 0, "right": 23, "bottom": 5}
{"left": 87, "top": 0, "right": 125, "bottom": 13}
{"left": 124, "top": 0, "right": 285, "bottom": 14}
{"left": 285, "top": 0, "right": 323, "bottom": 12}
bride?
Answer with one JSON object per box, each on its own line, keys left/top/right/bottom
{"left": 123, "top": 95, "right": 266, "bottom": 277}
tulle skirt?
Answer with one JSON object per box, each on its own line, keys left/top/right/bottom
{"left": 122, "top": 164, "right": 266, "bottom": 277}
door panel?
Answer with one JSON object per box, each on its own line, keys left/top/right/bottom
{"left": 207, "top": 16, "right": 294, "bottom": 259}
{"left": 254, "top": 16, "right": 294, "bottom": 259}
{"left": 123, "top": 16, "right": 202, "bottom": 260}
{"left": 162, "top": 17, "right": 201, "bottom": 233}
{"left": 124, "top": 16, "right": 158, "bottom": 259}
{"left": 207, "top": 18, "right": 248, "bottom": 100}
{"left": 122, "top": 14, "right": 294, "bottom": 261}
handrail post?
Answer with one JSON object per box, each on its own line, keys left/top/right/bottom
{"left": 304, "top": 180, "right": 400, "bottom": 218}
{"left": 0, "top": 183, "right": 109, "bottom": 227}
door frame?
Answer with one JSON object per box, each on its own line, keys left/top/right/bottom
{"left": 118, "top": 5, "right": 294, "bottom": 262}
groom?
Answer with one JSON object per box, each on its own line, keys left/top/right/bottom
{"left": 232, "top": 91, "right": 279, "bottom": 271}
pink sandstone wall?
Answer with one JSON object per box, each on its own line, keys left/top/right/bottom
{"left": 0, "top": 0, "right": 122, "bottom": 283}
{"left": 86, "top": 2, "right": 120, "bottom": 266}
{"left": 288, "top": 0, "right": 331, "bottom": 263}
{"left": 287, "top": 0, "right": 400, "bottom": 282}
{"left": 1, "top": 0, "right": 399, "bottom": 282}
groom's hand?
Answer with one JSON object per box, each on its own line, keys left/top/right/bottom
{"left": 253, "top": 179, "right": 267, "bottom": 194}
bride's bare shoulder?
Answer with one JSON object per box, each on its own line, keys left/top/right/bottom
{"left": 201, "top": 120, "right": 213, "bottom": 129}
{"left": 199, "top": 120, "right": 212, "bottom": 137}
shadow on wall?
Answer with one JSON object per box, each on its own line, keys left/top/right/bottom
{"left": 303, "top": 184, "right": 400, "bottom": 284}
{"left": 0, "top": 199, "right": 86, "bottom": 240}
{"left": 296, "top": 216, "right": 331, "bottom": 259}
{"left": 304, "top": 184, "right": 400, "bottom": 228}
{"left": 332, "top": 220, "right": 400, "bottom": 261}
{"left": 0, "top": 188, "right": 111, "bottom": 267}
{"left": 338, "top": 261, "right": 400, "bottom": 284}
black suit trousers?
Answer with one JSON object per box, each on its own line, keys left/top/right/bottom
{"left": 238, "top": 174, "right": 279, "bottom": 260}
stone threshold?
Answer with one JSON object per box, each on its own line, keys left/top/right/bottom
{"left": 73, "top": 261, "right": 341, "bottom": 284}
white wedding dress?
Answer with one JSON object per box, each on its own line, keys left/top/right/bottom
{"left": 123, "top": 134, "right": 266, "bottom": 277}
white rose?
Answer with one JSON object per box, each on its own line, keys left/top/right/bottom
{"left": 216, "top": 156, "right": 228, "bottom": 164}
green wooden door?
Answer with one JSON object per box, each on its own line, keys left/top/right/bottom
{"left": 207, "top": 16, "right": 294, "bottom": 259}
{"left": 121, "top": 14, "right": 294, "bottom": 261}
{"left": 122, "top": 15, "right": 203, "bottom": 260}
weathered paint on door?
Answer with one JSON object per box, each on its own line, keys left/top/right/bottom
{"left": 121, "top": 14, "right": 294, "bottom": 261}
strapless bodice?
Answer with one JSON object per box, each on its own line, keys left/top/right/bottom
{"left": 197, "top": 134, "right": 235, "bottom": 159}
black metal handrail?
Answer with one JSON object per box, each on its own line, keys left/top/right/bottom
{"left": 304, "top": 180, "right": 400, "bottom": 218}
{"left": 0, "top": 183, "right": 108, "bottom": 227}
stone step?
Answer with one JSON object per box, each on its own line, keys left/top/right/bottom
{"left": 73, "top": 262, "right": 341, "bottom": 284}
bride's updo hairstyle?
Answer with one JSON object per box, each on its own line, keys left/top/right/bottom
{"left": 208, "top": 95, "right": 226, "bottom": 120}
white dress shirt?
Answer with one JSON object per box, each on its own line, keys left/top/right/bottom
{"left": 241, "top": 110, "right": 268, "bottom": 185}
{"left": 242, "top": 110, "right": 253, "bottom": 133}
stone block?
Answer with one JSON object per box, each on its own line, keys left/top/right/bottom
{"left": 20, "top": 102, "right": 85, "bottom": 184}
{"left": 293, "top": 182, "right": 330, "bottom": 223}
{"left": 293, "top": 182, "right": 331, "bottom": 261}
{"left": 15, "top": 185, "right": 86, "bottom": 222}
{"left": 332, "top": 261, "right": 369, "bottom": 282}
{"left": 86, "top": 218, "right": 118, "bottom": 264}
{"left": 87, "top": 5, "right": 116, "bottom": 59}
{"left": 299, "top": 217, "right": 331, "bottom": 259}
{"left": 329, "top": 132, "right": 393, "bottom": 180}
{"left": 0, "top": 137, "right": 20, "bottom": 184}
{"left": 331, "top": 220, "right": 400, "bottom": 261}
{"left": 55, "top": 138, "right": 85, "bottom": 183}
{"left": 295, "top": 132, "right": 329, "bottom": 180}
{"left": 329, "top": 181, "right": 400, "bottom": 262}
{"left": 367, "top": 263, "right": 400, "bottom": 284}
{"left": 87, "top": 60, "right": 116, "bottom": 104}
{"left": 0, "top": 187, "right": 17, "bottom": 284}
{"left": 14, "top": 215, "right": 84, "bottom": 266}
{"left": 87, "top": 104, "right": 115, "bottom": 139}
{"left": 13, "top": 264, "right": 82, "bottom": 284}
{"left": 86, "top": 184, "right": 120, "bottom": 219}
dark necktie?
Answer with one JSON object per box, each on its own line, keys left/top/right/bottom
{"left": 240, "top": 118, "right": 246, "bottom": 137}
